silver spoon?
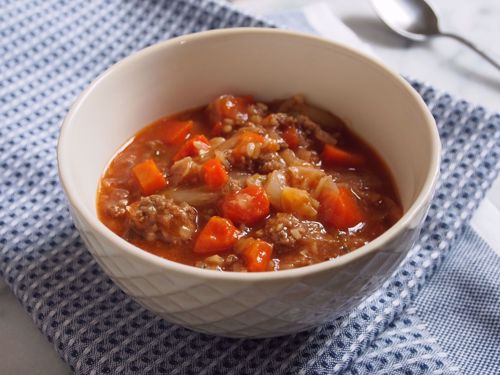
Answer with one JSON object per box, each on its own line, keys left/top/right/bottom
{"left": 371, "top": 0, "right": 500, "bottom": 71}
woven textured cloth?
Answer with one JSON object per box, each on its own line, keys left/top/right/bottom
{"left": 414, "top": 225, "right": 500, "bottom": 375}
{"left": 0, "top": 1, "right": 499, "bottom": 374}
{"left": 350, "top": 225, "right": 500, "bottom": 375}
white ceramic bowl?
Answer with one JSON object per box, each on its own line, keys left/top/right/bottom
{"left": 58, "top": 28, "right": 440, "bottom": 338}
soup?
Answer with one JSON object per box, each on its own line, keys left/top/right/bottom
{"left": 97, "top": 95, "right": 402, "bottom": 272}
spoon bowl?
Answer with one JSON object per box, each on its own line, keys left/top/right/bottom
{"left": 371, "top": 0, "right": 500, "bottom": 71}
{"left": 372, "top": 0, "right": 440, "bottom": 41}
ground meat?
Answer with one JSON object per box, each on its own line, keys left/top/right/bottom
{"left": 248, "top": 102, "right": 268, "bottom": 117}
{"left": 262, "top": 213, "right": 307, "bottom": 248}
{"left": 263, "top": 112, "right": 338, "bottom": 147}
{"left": 231, "top": 151, "right": 286, "bottom": 174}
{"left": 104, "top": 188, "right": 130, "bottom": 218}
{"left": 257, "top": 152, "right": 286, "bottom": 173}
{"left": 262, "top": 113, "right": 294, "bottom": 129}
{"left": 195, "top": 253, "right": 241, "bottom": 271}
{"left": 295, "top": 148, "right": 320, "bottom": 165}
{"left": 260, "top": 213, "right": 335, "bottom": 256}
{"left": 222, "top": 177, "right": 245, "bottom": 194}
{"left": 261, "top": 113, "right": 315, "bottom": 149}
{"left": 126, "top": 195, "right": 197, "bottom": 243}
{"left": 295, "top": 115, "right": 338, "bottom": 145}
{"left": 220, "top": 103, "right": 268, "bottom": 134}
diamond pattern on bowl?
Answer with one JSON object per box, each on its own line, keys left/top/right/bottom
{"left": 74, "top": 211, "right": 412, "bottom": 337}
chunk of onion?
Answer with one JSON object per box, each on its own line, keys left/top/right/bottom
{"left": 246, "top": 174, "right": 267, "bottom": 187}
{"left": 198, "top": 134, "right": 240, "bottom": 163}
{"left": 288, "top": 166, "right": 325, "bottom": 191}
{"left": 162, "top": 187, "right": 220, "bottom": 206}
{"left": 213, "top": 134, "right": 240, "bottom": 151}
{"left": 214, "top": 150, "right": 230, "bottom": 168}
{"left": 264, "top": 170, "right": 287, "bottom": 209}
{"left": 209, "top": 137, "right": 226, "bottom": 147}
{"left": 169, "top": 157, "right": 199, "bottom": 186}
{"left": 313, "top": 175, "right": 339, "bottom": 199}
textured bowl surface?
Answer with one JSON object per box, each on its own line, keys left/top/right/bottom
{"left": 58, "top": 28, "right": 440, "bottom": 337}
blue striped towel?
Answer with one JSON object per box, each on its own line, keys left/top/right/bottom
{"left": 0, "top": 1, "right": 498, "bottom": 374}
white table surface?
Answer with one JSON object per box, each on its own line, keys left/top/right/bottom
{"left": 1, "top": 1, "right": 499, "bottom": 374}
{"left": 236, "top": 0, "right": 500, "bottom": 113}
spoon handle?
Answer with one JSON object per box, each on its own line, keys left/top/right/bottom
{"left": 438, "top": 32, "right": 500, "bottom": 71}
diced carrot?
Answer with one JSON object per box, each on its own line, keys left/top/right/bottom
{"left": 211, "top": 121, "right": 223, "bottom": 136}
{"left": 221, "top": 96, "right": 252, "bottom": 118}
{"left": 203, "top": 158, "right": 229, "bottom": 189}
{"left": 241, "top": 239, "right": 273, "bottom": 272}
{"left": 210, "top": 95, "right": 254, "bottom": 123}
{"left": 173, "top": 135, "right": 210, "bottom": 161}
{"left": 193, "top": 216, "right": 238, "bottom": 255}
{"left": 238, "top": 131, "right": 265, "bottom": 144}
{"left": 321, "top": 144, "right": 365, "bottom": 167}
{"left": 221, "top": 185, "right": 270, "bottom": 226}
{"left": 162, "top": 119, "right": 193, "bottom": 144}
{"left": 208, "top": 95, "right": 254, "bottom": 133}
{"left": 232, "top": 131, "right": 265, "bottom": 159}
{"left": 132, "top": 159, "right": 167, "bottom": 195}
{"left": 282, "top": 127, "right": 300, "bottom": 149}
{"left": 319, "top": 186, "right": 364, "bottom": 230}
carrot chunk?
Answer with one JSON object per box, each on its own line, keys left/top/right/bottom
{"left": 240, "top": 131, "right": 264, "bottom": 143}
{"left": 209, "top": 95, "right": 254, "bottom": 134}
{"left": 220, "top": 95, "right": 253, "bottom": 119}
{"left": 241, "top": 239, "right": 273, "bottom": 272}
{"left": 211, "top": 121, "right": 224, "bottom": 136}
{"left": 319, "top": 186, "right": 364, "bottom": 230}
{"left": 162, "top": 119, "right": 193, "bottom": 144}
{"left": 321, "top": 144, "right": 364, "bottom": 167}
{"left": 203, "top": 158, "right": 229, "bottom": 189}
{"left": 282, "top": 127, "right": 300, "bottom": 149}
{"left": 212, "top": 95, "right": 253, "bottom": 120}
{"left": 232, "top": 131, "right": 265, "bottom": 159}
{"left": 132, "top": 159, "right": 167, "bottom": 195}
{"left": 193, "top": 216, "right": 239, "bottom": 255}
{"left": 173, "top": 135, "right": 210, "bottom": 161}
{"left": 221, "top": 186, "right": 270, "bottom": 226}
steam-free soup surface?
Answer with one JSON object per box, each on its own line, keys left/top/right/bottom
{"left": 97, "top": 95, "right": 402, "bottom": 272}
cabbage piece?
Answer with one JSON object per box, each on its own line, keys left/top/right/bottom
{"left": 264, "top": 170, "right": 287, "bottom": 209}
{"left": 281, "top": 187, "right": 319, "bottom": 219}
{"left": 288, "top": 166, "right": 325, "bottom": 191}
{"left": 313, "top": 175, "right": 339, "bottom": 199}
{"left": 169, "top": 157, "right": 201, "bottom": 186}
{"left": 162, "top": 187, "right": 221, "bottom": 206}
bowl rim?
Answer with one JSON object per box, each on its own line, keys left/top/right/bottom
{"left": 57, "top": 27, "right": 441, "bottom": 281}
